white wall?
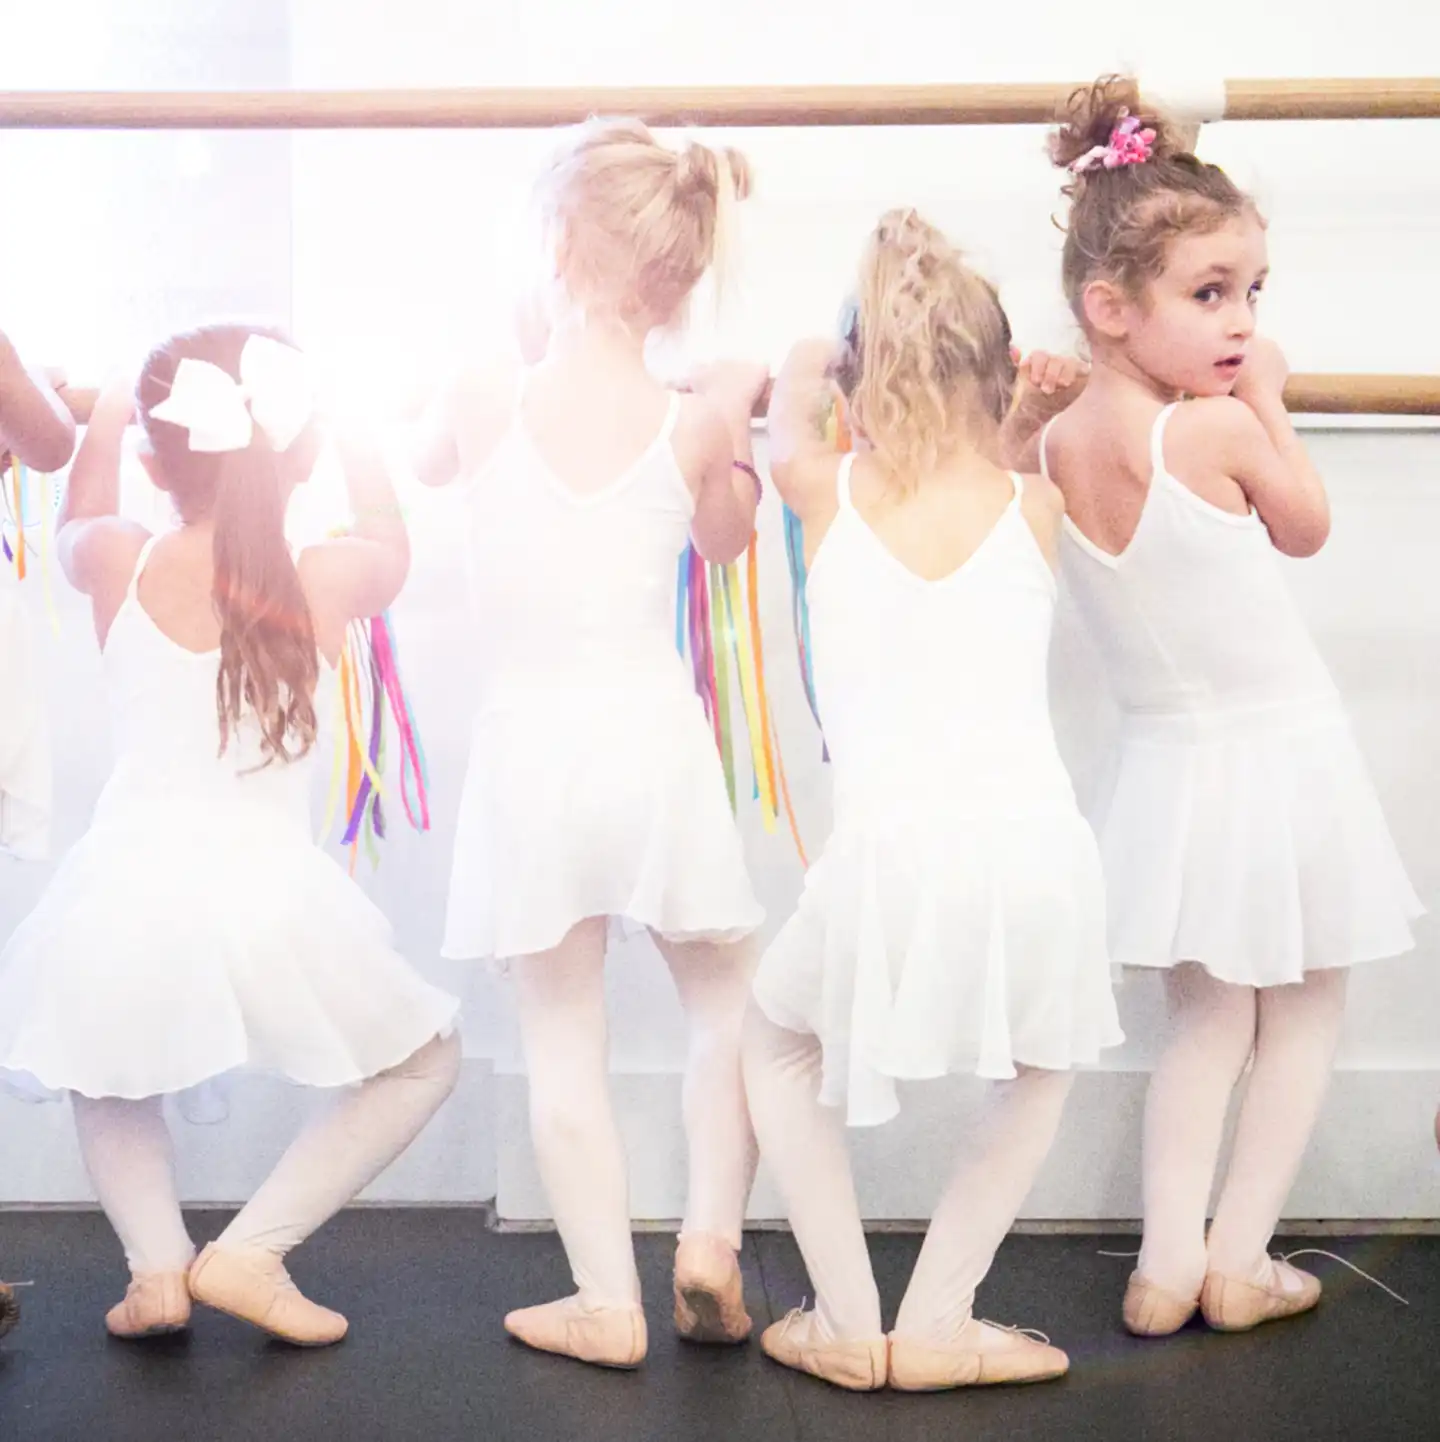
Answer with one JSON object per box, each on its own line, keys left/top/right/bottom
{"left": 3, "top": 0, "right": 1439, "bottom": 1218}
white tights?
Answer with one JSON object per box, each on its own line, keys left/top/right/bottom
{"left": 1137, "top": 963, "right": 1349, "bottom": 1297}
{"left": 511, "top": 918, "right": 757, "bottom": 1308}
{"left": 73, "top": 1032, "right": 461, "bottom": 1276}
{"left": 743, "top": 1006, "right": 1074, "bottom": 1344}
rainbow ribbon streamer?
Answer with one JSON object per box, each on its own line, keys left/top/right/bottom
{"left": 776, "top": 395, "right": 852, "bottom": 762}
{"left": 675, "top": 531, "right": 809, "bottom": 866}
{"left": 322, "top": 611, "right": 431, "bottom": 873}
{"left": 3, "top": 460, "right": 62, "bottom": 634}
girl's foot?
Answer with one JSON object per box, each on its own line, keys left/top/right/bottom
{"left": 0, "top": 1282, "right": 20, "bottom": 1340}
{"left": 188, "top": 1244, "right": 348, "bottom": 1347}
{"left": 673, "top": 1233, "right": 752, "bottom": 1344}
{"left": 504, "top": 1295, "right": 647, "bottom": 1368}
{"left": 106, "top": 1272, "right": 192, "bottom": 1339}
{"left": 1122, "top": 1272, "right": 1201, "bottom": 1337}
{"left": 888, "top": 1318, "right": 1069, "bottom": 1390}
{"left": 759, "top": 1308, "right": 887, "bottom": 1391}
{"left": 1200, "top": 1257, "right": 1321, "bottom": 1332}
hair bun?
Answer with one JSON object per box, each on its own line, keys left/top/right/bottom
{"left": 1049, "top": 74, "right": 1185, "bottom": 173}
{"left": 675, "top": 141, "right": 753, "bottom": 203}
{"left": 675, "top": 141, "right": 719, "bottom": 196}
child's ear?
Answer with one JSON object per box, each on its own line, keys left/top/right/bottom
{"left": 1081, "top": 279, "right": 1131, "bottom": 341}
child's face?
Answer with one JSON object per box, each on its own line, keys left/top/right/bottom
{"left": 1120, "top": 212, "right": 1268, "bottom": 398}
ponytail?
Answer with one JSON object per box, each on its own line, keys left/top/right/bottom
{"left": 210, "top": 447, "right": 318, "bottom": 763}
{"left": 137, "top": 323, "right": 322, "bottom": 766}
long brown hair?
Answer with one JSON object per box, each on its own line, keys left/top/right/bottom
{"left": 1051, "top": 76, "right": 1255, "bottom": 324}
{"left": 137, "top": 323, "right": 321, "bottom": 765}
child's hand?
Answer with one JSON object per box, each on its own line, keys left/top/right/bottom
{"left": 688, "top": 359, "right": 772, "bottom": 415}
{"left": 1016, "top": 348, "right": 1086, "bottom": 398}
{"left": 1232, "top": 336, "right": 1290, "bottom": 409}
{"left": 1010, "top": 348, "right": 1088, "bottom": 424}
{"left": 91, "top": 373, "right": 136, "bottom": 429}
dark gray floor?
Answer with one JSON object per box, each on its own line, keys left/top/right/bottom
{"left": 0, "top": 1211, "right": 1433, "bottom": 1442}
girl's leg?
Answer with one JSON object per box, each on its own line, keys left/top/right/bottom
{"left": 189, "top": 1030, "right": 460, "bottom": 1345}
{"left": 71, "top": 1093, "right": 195, "bottom": 1336}
{"left": 741, "top": 1005, "right": 885, "bottom": 1389}
{"left": 72, "top": 1094, "right": 195, "bottom": 1275}
{"left": 893, "top": 1066, "right": 1074, "bottom": 1343}
{"left": 500, "top": 919, "right": 646, "bottom": 1367}
{"left": 1136, "top": 964, "right": 1258, "bottom": 1301}
{"left": 1204, "top": 968, "right": 1348, "bottom": 1303}
{"left": 651, "top": 934, "right": 757, "bottom": 1251}
{"left": 216, "top": 1031, "right": 461, "bottom": 1258}
{"left": 652, "top": 933, "right": 758, "bottom": 1343}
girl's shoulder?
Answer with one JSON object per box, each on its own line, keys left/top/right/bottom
{"left": 1018, "top": 468, "right": 1065, "bottom": 516}
{"left": 449, "top": 356, "right": 523, "bottom": 474}
{"left": 1163, "top": 396, "right": 1267, "bottom": 472}
{"left": 1016, "top": 468, "right": 1065, "bottom": 568}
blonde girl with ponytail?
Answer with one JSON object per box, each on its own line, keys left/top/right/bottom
{"left": 742, "top": 210, "right": 1120, "bottom": 1391}
{"left": 420, "top": 119, "right": 768, "bottom": 1369}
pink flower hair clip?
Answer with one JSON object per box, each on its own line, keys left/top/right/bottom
{"left": 1070, "top": 110, "right": 1157, "bottom": 174}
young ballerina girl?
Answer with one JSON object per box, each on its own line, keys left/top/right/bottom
{"left": 1036, "top": 78, "right": 1422, "bottom": 1335}
{"left": 0, "top": 323, "right": 461, "bottom": 1345}
{"left": 420, "top": 119, "right": 766, "bottom": 1369}
{"left": 743, "top": 209, "right": 1123, "bottom": 1392}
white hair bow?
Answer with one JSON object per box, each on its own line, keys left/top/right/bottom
{"left": 148, "top": 335, "right": 313, "bottom": 454}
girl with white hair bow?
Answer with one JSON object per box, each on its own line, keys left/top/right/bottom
{"left": 0, "top": 322, "right": 461, "bottom": 1348}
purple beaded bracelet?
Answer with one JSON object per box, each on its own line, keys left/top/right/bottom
{"left": 734, "top": 459, "right": 763, "bottom": 501}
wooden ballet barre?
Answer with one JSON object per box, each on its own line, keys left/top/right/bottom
{"left": 54, "top": 375, "right": 1440, "bottom": 426}
{"left": 1, "top": 78, "right": 1437, "bottom": 130}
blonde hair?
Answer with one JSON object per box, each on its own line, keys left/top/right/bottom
{"left": 536, "top": 117, "right": 752, "bottom": 331}
{"left": 835, "top": 209, "right": 1015, "bottom": 488}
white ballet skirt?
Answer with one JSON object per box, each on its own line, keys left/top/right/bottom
{"left": 753, "top": 460, "right": 1122, "bottom": 1127}
{"left": 1049, "top": 404, "right": 1422, "bottom": 986}
{"left": 0, "top": 536, "right": 459, "bottom": 1101}
{"left": 441, "top": 386, "right": 762, "bottom": 964}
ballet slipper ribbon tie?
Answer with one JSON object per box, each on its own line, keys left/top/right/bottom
{"left": 148, "top": 335, "right": 313, "bottom": 454}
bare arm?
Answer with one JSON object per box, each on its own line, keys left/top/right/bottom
{"left": 768, "top": 339, "right": 844, "bottom": 531}
{"left": 54, "top": 379, "right": 148, "bottom": 640}
{"left": 0, "top": 332, "right": 78, "bottom": 472}
{"left": 1205, "top": 395, "right": 1329, "bottom": 558}
{"left": 301, "top": 427, "right": 413, "bottom": 628}
{"left": 998, "top": 350, "right": 1088, "bottom": 474}
{"left": 412, "top": 382, "right": 463, "bottom": 489}
{"left": 411, "top": 365, "right": 516, "bottom": 490}
{"left": 685, "top": 361, "right": 769, "bottom": 565}
{"left": 1018, "top": 471, "right": 1067, "bottom": 570}
{"left": 1186, "top": 340, "right": 1329, "bottom": 558}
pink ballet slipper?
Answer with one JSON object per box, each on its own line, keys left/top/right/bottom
{"left": 760, "top": 1308, "right": 887, "bottom": 1391}
{"left": 105, "top": 1272, "right": 192, "bottom": 1339}
{"left": 504, "top": 1294, "right": 648, "bottom": 1368}
{"left": 673, "top": 1233, "right": 752, "bottom": 1344}
{"left": 1122, "top": 1272, "right": 1201, "bottom": 1337}
{"left": 188, "top": 1244, "right": 348, "bottom": 1347}
{"left": 1200, "top": 1258, "right": 1321, "bottom": 1332}
{"left": 889, "top": 1318, "right": 1069, "bottom": 1390}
